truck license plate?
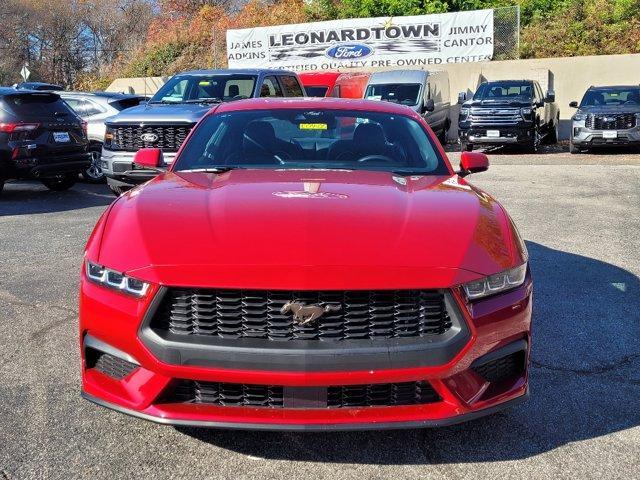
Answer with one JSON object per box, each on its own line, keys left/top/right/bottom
{"left": 486, "top": 130, "right": 500, "bottom": 138}
{"left": 53, "top": 132, "right": 70, "bottom": 143}
{"left": 602, "top": 131, "right": 617, "bottom": 139}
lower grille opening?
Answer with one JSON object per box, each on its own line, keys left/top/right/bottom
{"left": 86, "top": 348, "right": 138, "bottom": 380}
{"left": 160, "top": 380, "right": 440, "bottom": 409}
{"left": 473, "top": 350, "right": 526, "bottom": 383}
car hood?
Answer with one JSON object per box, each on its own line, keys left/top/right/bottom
{"left": 577, "top": 105, "right": 640, "bottom": 114}
{"left": 97, "top": 170, "right": 523, "bottom": 290}
{"left": 464, "top": 100, "right": 531, "bottom": 108}
{"left": 104, "top": 102, "right": 212, "bottom": 124}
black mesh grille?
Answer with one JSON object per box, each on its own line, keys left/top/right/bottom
{"left": 87, "top": 350, "right": 138, "bottom": 380}
{"left": 327, "top": 381, "right": 440, "bottom": 407}
{"left": 585, "top": 113, "right": 637, "bottom": 130}
{"left": 473, "top": 351, "right": 525, "bottom": 383}
{"left": 151, "top": 289, "right": 452, "bottom": 341}
{"left": 109, "top": 124, "right": 194, "bottom": 152}
{"left": 162, "top": 380, "right": 439, "bottom": 408}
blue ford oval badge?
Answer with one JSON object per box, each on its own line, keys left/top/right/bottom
{"left": 325, "top": 43, "right": 373, "bottom": 60}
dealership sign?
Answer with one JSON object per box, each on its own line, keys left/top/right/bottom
{"left": 227, "top": 9, "right": 494, "bottom": 70}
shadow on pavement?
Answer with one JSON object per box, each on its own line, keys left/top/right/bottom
{"left": 0, "top": 181, "right": 113, "bottom": 216}
{"left": 177, "top": 241, "right": 640, "bottom": 464}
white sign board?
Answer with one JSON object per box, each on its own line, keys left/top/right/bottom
{"left": 227, "top": 9, "right": 494, "bottom": 71}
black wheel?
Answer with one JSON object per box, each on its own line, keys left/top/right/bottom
{"left": 41, "top": 175, "right": 76, "bottom": 191}
{"left": 81, "top": 145, "right": 105, "bottom": 183}
{"left": 437, "top": 129, "right": 447, "bottom": 145}
{"left": 569, "top": 139, "right": 582, "bottom": 154}
{"left": 546, "top": 117, "right": 559, "bottom": 144}
{"left": 526, "top": 127, "right": 541, "bottom": 153}
{"left": 461, "top": 141, "right": 473, "bottom": 152}
{"left": 108, "top": 183, "right": 130, "bottom": 196}
{"left": 0, "top": 179, "right": 4, "bottom": 196}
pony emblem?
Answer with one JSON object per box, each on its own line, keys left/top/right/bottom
{"left": 280, "top": 301, "right": 341, "bottom": 326}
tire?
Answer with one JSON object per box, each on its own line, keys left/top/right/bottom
{"left": 569, "top": 139, "right": 582, "bottom": 154}
{"left": 461, "top": 141, "right": 473, "bottom": 152}
{"left": 0, "top": 179, "right": 4, "bottom": 196}
{"left": 526, "top": 126, "right": 541, "bottom": 153}
{"left": 546, "top": 117, "right": 559, "bottom": 144}
{"left": 108, "top": 183, "right": 130, "bottom": 196}
{"left": 81, "top": 146, "right": 105, "bottom": 183}
{"left": 438, "top": 129, "right": 447, "bottom": 145}
{"left": 41, "top": 175, "right": 76, "bottom": 191}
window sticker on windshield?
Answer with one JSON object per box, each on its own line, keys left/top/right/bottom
{"left": 299, "top": 123, "right": 327, "bottom": 130}
{"left": 367, "top": 95, "right": 382, "bottom": 101}
{"left": 199, "top": 81, "right": 214, "bottom": 86}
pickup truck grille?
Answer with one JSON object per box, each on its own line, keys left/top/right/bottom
{"left": 468, "top": 108, "right": 522, "bottom": 124}
{"left": 150, "top": 288, "right": 452, "bottom": 341}
{"left": 585, "top": 113, "right": 637, "bottom": 130}
{"left": 108, "top": 123, "right": 194, "bottom": 152}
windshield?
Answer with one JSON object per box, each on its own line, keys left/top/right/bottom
{"left": 173, "top": 108, "right": 448, "bottom": 175}
{"left": 580, "top": 88, "right": 640, "bottom": 107}
{"left": 365, "top": 84, "right": 421, "bottom": 106}
{"left": 473, "top": 82, "right": 533, "bottom": 101}
{"left": 150, "top": 74, "right": 257, "bottom": 103}
{"left": 304, "top": 86, "right": 329, "bottom": 97}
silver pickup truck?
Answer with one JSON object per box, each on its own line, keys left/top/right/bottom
{"left": 102, "top": 69, "right": 305, "bottom": 195}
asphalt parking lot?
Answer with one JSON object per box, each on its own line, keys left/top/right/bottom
{"left": 0, "top": 146, "right": 638, "bottom": 479}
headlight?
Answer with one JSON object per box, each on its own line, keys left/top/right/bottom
{"left": 520, "top": 107, "right": 533, "bottom": 120}
{"left": 572, "top": 112, "right": 586, "bottom": 122}
{"left": 104, "top": 126, "right": 114, "bottom": 147}
{"left": 85, "top": 261, "right": 150, "bottom": 297}
{"left": 462, "top": 263, "right": 527, "bottom": 300}
{"left": 460, "top": 107, "right": 470, "bottom": 119}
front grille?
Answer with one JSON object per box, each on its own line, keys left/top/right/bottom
{"left": 473, "top": 350, "right": 525, "bottom": 383}
{"left": 108, "top": 124, "right": 193, "bottom": 152}
{"left": 162, "top": 380, "right": 440, "bottom": 408}
{"left": 327, "top": 381, "right": 440, "bottom": 407}
{"left": 585, "top": 113, "right": 637, "bottom": 130}
{"left": 469, "top": 108, "right": 522, "bottom": 123}
{"left": 87, "top": 350, "right": 138, "bottom": 380}
{"left": 151, "top": 289, "right": 452, "bottom": 341}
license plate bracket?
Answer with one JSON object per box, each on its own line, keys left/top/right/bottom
{"left": 486, "top": 130, "right": 500, "bottom": 138}
{"left": 602, "top": 130, "right": 617, "bottom": 139}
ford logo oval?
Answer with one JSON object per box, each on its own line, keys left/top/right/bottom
{"left": 140, "top": 133, "right": 158, "bottom": 142}
{"left": 325, "top": 43, "right": 373, "bottom": 60}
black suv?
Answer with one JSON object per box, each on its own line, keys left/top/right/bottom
{"left": 458, "top": 80, "right": 559, "bottom": 152}
{"left": 569, "top": 85, "right": 640, "bottom": 153}
{"left": 0, "top": 88, "right": 89, "bottom": 194}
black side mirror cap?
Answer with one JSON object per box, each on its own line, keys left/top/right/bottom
{"left": 457, "top": 92, "right": 466, "bottom": 104}
{"left": 423, "top": 99, "right": 435, "bottom": 113}
{"left": 545, "top": 90, "right": 555, "bottom": 103}
{"left": 569, "top": 101, "right": 579, "bottom": 108}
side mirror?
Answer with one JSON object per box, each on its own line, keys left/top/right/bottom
{"left": 545, "top": 90, "right": 555, "bottom": 103}
{"left": 133, "top": 147, "right": 163, "bottom": 170}
{"left": 457, "top": 92, "right": 466, "bottom": 104}
{"left": 424, "top": 98, "right": 435, "bottom": 113}
{"left": 459, "top": 151, "right": 489, "bottom": 177}
{"left": 569, "top": 101, "right": 578, "bottom": 108}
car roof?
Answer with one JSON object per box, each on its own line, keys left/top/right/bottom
{"left": 59, "top": 91, "right": 143, "bottom": 99}
{"left": 369, "top": 70, "right": 428, "bottom": 84}
{"left": 298, "top": 72, "right": 342, "bottom": 83}
{"left": 210, "top": 97, "right": 421, "bottom": 116}
{"left": 0, "top": 87, "right": 59, "bottom": 97}
{"left": 482, "top": 79, "right": 534, "bottom": 84}
{"left": 589, "top": 85, "right": 640, "bottom": 90}
{"left": 177, "top": 68, "right": 298, "bottom": 76}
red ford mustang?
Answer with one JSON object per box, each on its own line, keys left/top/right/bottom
{"left": 79, "top": 97, "right": 531, "bottom": 431}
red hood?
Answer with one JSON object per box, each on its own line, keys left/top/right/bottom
{"left": 96, "top": 170, "right": 522, "bottom": 290}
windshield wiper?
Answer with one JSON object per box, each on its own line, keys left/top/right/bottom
{"left": 178, "top": 166, "right": 241, "bottom": 173}
{"left": 183, "top": 98, "right": 223, "bottom": 104}
{"left": 147, "top": 100, "right": 177, "bottom": 104}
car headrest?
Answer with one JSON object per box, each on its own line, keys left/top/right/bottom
{"left": 353, "top": 123, "right": 387, "bottom": 150}
{"left": 243, "top": 121, "right": 277, "bottom": 154}
{"left": 228, "top": 84, "right": 239, "bottom": 97}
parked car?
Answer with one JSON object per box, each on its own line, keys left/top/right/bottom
{"left": 569, "top": 85, "right": 640, "bottom": 153}
{"left": 14, "top": 81, "right": 64, "bottom": 91}
{"left": 364, "top": 70, "right": 451, "bottom": 143}
{"left": 80, "top": 97, "right": 532, "bottom": 430}
{"left": 102, "top": 69, "right": 305, "bottom": 196}
{"left": 59, "top": 91, "right": 146, "bottom": 182}
{"left": 458, "top": 79, "right": 559, "bottom": 152}
{"left": 0, "top": 88, "right": 89, "bottom": 194}
{"left": 299, "top": 72, "right": 370, "bottom": 98}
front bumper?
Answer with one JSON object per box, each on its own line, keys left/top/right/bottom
{"left": 101, "top": 148, "right": 176, "bottom": 186}
{"left": 458, "top": 124, "right": 534, "bottom": 146}
{"left": 80, "top": 278, "right": 532, "bottom": 430}
{"left": 571, "top": 124, "right": 640, "bottom": 147}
